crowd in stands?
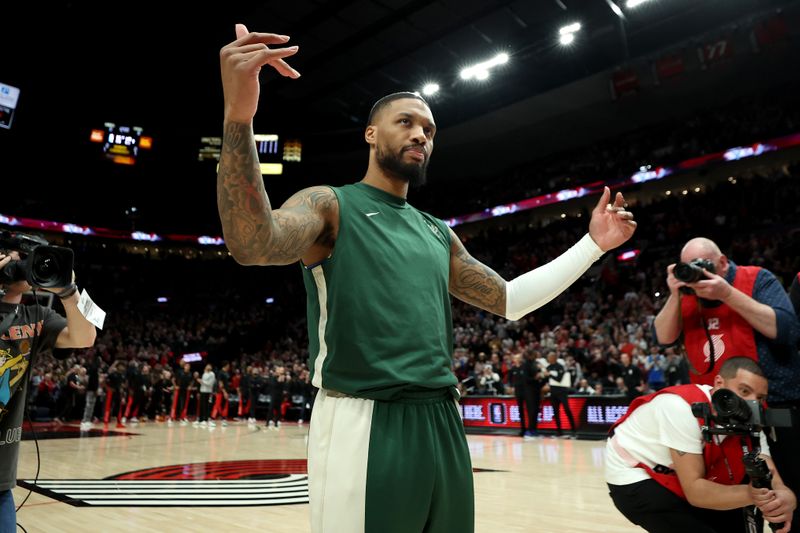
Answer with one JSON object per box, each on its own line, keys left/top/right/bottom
{"left": 25, "top": 156, "right": 800, "bottom": 426}
{"left": 15, "top": 81, "right": 800, "bottom": 424}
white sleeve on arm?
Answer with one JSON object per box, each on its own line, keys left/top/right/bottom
{"left": 505, "top": 234, "right": 604, "bottom": 321}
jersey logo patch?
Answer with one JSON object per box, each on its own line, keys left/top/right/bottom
{"left": 365, "top": 212, "right": 380, "bottom": 217}
{"left": 425, "top": 220, "right": 442, "bottom": 239}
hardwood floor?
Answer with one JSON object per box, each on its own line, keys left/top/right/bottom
{"left": 13, "top": 421, "right": 641, "bottom": 532}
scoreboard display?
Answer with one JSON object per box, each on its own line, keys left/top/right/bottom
{"left": 201, "top": 134, "right": 302, "bottom": 174}
{"left": 90, "top": 122, "right": 152, "bottom": 165}
{"left": 255, "top": 133, "right": 283, "bottom": 175}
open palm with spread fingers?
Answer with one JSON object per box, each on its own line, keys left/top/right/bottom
{"left": 588, "top": 186, "right": 637, "bottom": 251}
{"left": 220, "top": 23, "right": 301, "bottom": 124}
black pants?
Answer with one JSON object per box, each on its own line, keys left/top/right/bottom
{"left": 199, "top": 392, "right": 212, "bottom": 422}
{"left": 609, "top": 479, "right": 750, "bottom": 533}
{"left": 249, "top": 389, "right": 261, "bottom": 419}
{"left": 269, "top": 395, "right": 281, "bottom": 423}
{"left": 549, "top": 387, "right": 576, "bottom": 434}
{"left": 768, "top": 403, "right": 800, "bottom": 528}
{"left": 516, "top": 386, "right": 540, "bottom": 434}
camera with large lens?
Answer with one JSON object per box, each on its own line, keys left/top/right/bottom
{"left": 674, "top": 258, "right": 716, "bottom": 284}
{"left": 0, "top": 231, "right": 74, "bottom": 289}
{"left": 691, "top": 388, "right": 792, "bottom": 428}
{"left": 691, "top": 389, "right": 792, "bottom": 532}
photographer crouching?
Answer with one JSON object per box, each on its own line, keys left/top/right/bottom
{"left": 0, "top": 232, "right": 97, "bottom": 530}
{"left": 653, "top": 237, "right": 800, "bottom": 527}
{"left": 606, "top": 357, "right": 796, "bottom": 532}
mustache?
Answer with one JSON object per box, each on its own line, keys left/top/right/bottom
{"left": 402, "top": 144, "right": 427, "bottom": 155}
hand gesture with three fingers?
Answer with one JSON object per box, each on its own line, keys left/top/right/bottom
{"left": 588, "top": 186, "right": 637, "bottom": 252}
{"left": 220, "top": 24, "right": 301, "bottom": 124}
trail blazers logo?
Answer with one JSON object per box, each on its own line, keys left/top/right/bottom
{"left": 19, "top": 460, "right": 503, "bottom": 507}
{"left": 17, "top": 460, "right": 309, "bottom": 507}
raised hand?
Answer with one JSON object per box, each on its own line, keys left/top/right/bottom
{"left": 588, "top": 186, "right": 637, "bottom": 252}
{"left": 220, "top": 23, "right": 301, "bottom": 124}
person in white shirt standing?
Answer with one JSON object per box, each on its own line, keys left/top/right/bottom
{"left": 545, "top": 351, "right": 576, "bottom": 438}
{"left": 197, "top": 364, "right": 216, "bottom": 428}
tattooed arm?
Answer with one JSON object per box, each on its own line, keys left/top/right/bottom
{"left": 447, "top": 227, "right": 603, "bottom": 320}
{"left": 447, "top": 188, "right": 635, "bottom": 319}
{"left": 217, "top": 24, "right": 326, "bottom": 266}
{"left": 216, "top": 122, "right": 337, "bottom": 265}
{"left": 448, "top": 228, "right": 506, "bottom": 315}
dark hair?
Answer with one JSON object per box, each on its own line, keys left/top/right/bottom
{"left": 719, "top": 356, "right": 764, "bottom": 379}
{"left": 367, "top": 92, "right": 429, "bottom": 125}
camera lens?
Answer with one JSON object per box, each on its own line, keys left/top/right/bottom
{"left": 711, "top": 389, "right": 752, "bottom": 424}
{"left": 33, "top": 254, "right": 57, "bottom": 279}
{"left": 674, "top": 262, "right": 702, "bottom": 283}
{"left": 27, "top": 246, "right": 74, "bottom": 288}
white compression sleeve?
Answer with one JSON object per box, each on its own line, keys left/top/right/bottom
{"left": 505, "top": 233, "right": 604, "bottom": 321}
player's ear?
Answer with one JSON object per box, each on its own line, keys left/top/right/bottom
{"left": 365, "top": 125, "right": 377, "bottom": 146}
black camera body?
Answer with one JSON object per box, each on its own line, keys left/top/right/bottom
{"left": 0, "top": 231, "right": 74, "bottom": 289}
{"left": 675, "top": 258, "right": 716, "bottom": 284}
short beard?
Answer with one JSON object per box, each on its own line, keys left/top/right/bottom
{"left": 376, "top": 144, "right": 428, "bottom": 187}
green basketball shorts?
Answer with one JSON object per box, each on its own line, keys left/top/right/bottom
{"left": 308, "top": 387, "right": 474, "bottom": 533}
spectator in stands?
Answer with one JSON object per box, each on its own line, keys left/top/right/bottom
{"left": 664, "top": 348, "right": 689, "bottom": 386}
{"left": 81, "top": 353, "right": 100, "bottom": 430}
{"left": 546, "top": 351, "right": 577, "bottom": 438}
{"left": 197, "top": 364, "right": 215, "bottom": 427}
{"left": 620, "top": 353, "right": 645, "bottom": 401}
{"left": 576, "top": 378, "right": 595, "bottom": 395}
{"left": 248, "top": 366, "right": 265, "bottom": 426}
{"left": 644, "top": 345, "right": 667, "bottom": 391}
{"left": 478, "top": 364, "right": 502, "bottom": 395}
{"left": 509, "top": 353, "right": 539, "bottom": 438}
{"left": 103, "top": 361, "right": 126, "bottom": 428}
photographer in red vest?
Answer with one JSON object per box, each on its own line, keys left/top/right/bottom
{"left": 653, "top": 237, "right": 800, "bottom": 527}
{"left": 606, "top": 357, "right": 796, "bottom": 532}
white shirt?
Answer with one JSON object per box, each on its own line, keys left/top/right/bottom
{"left": 605, "top": 385, "right": 770, "bottom": 485}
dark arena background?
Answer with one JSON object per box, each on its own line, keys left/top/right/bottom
{"left": 1, "top": 0, "right": 799, "bottom": 531}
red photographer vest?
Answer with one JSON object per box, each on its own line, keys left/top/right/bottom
{"left": 610, "top": 385, "right": 750, "bottom": 500}
{"left": 681, "top": 266, "right": 760, "bottom": 385}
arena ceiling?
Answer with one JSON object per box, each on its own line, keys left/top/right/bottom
{"left": 1, "top": 0, "right": 796, "bottom": 232}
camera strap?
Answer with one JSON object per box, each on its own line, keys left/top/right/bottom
{"left": 685, "top": 311, "right": 717, "bottom": 377}
{"left": 0, "top": 305, "right": 19, "bottom": 339}
{"left": 699, "top": 314, "right": 716, "bottom": 375}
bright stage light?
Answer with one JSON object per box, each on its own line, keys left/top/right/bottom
{"left": 422, "top": 83, "right": 440, "bottom": 96}
{"left": 460, "top": 53, "right": 510, "bottom": 80}
{"left": 559, "top": 33, "right": 576, "bottom": 45}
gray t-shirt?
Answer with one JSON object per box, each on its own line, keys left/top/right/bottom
{"left": 0, "top": 301, "right": 67, "bottom": 490}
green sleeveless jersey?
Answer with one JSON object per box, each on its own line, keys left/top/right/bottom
{"left": 301, "top": 182, "right": 456, "bottom": 400}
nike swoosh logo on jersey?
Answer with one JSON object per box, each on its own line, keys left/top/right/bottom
{"left": 365, "top": 212, "right": 380, "bottom": 217}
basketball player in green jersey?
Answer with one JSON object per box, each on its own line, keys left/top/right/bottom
{"left": 217, "top": 24, "right": 637, "bottom": 533}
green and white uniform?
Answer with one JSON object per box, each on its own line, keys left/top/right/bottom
{"left": 303, "top": 182, "right": 473, "bottom": 533}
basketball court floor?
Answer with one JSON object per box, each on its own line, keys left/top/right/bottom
{"left": 13, "top": 421, "right": 641, "bottom": 532}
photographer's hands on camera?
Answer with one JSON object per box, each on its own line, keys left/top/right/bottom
{"left": 750, "top": 484, "right": 795, "bottom": 533}
{"left": 666, "top": 264, "right": 733, "bottom": 301}
{"left": 0, "top": 252, "right": 78, "bottom": 301}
